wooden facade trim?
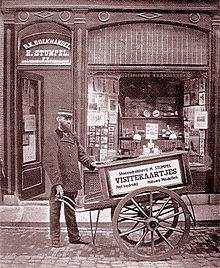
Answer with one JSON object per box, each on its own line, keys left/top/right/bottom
{"left": 3, "top": 11, "right": 16, "bottom": 194}
{"left": 88, "top": 23, "right": 209, "bottom": 66}
{"left": 1, "top": 0, "right": 219, "bottom": 12}
{"left": 87, "top": 12, "right": 212, "bottom": 32}
{"left": 212, "top": 14, "right": 220, "bottom": 193}
{"left": 88, "top": 65, "right": 209, "bottom": 73}
{"left": 72, "top": 12, "right": 88, "bottom": 147}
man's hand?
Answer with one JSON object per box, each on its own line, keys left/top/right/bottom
{"left": 91, "top": 161, "right": 97, "bottom": 168}
{"left": 56, "top": 185, "right": 64, "bottom": 199}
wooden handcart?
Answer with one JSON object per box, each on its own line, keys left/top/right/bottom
{"left": 61, "top": 150, "right": 195, "bottom": 261}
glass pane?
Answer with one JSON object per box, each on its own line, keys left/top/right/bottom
{"left": 87, "top": 76, "right": 119, "bottom": 162}
{"left": 22, "top": 78, "right": 40, "bottom": 163}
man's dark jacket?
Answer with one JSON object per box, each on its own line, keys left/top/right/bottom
{"left": 43, "top": 129, "right": 94, "bottom": 192}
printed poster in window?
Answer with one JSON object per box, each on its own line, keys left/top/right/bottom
{"left": 24, "top": 114, "right": 36, "bottom": 132}
{"left": 97, "top": 94, "right": 108, "bottom": 111}
{"left": 187, "top": 106, "right": 205, "bottom": 121}
{"left": 109, "top": 112, "right": 117, "bottom": 124}
{"left": 109, "top": 98, "right": 118, "bottom": 112}
{"left": 190, "top": 91, "right": 199, "bottom": 106}
{"left": 23, "top": 134, "right": 36, "bottom": 163}
{"left": 87, "top": 111, "right": 107, "bottom": 126}
{"left": 198, "top": 77, "right": 207, "bottom": 92}
{"left": 88, "top": 93, "right": 98, "bottom": 111}
{"left": 88, "top": 93, "right": 108, "bottom": 112}
{"left": 145, "top": 123, "right": 159, "bottom": 140}
{"left": 199, "top": 92, "right": 206, "bottom": 105}
{"left": 184, "top": 94, "right": 190, "bottom": 106}
{"left": 194, "top": 111, "right": 208, "bottom": 129}
{"left": 184, "top": 80, "right": 190, "bottom": 94}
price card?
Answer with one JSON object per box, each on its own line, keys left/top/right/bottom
{"left": 145, "top": 123, "right": 159, "bottom": 140}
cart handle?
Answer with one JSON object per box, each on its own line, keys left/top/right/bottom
{"left": 56, "top": 195, "right": 87, "bottom": 212}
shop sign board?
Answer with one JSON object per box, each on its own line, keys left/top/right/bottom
{"left": 108, "top": 159, "right": 183, "bottom": 196}
{"left": 19, "top": 33, "right": 71, "bottom": 65}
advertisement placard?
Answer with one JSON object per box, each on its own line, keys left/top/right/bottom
{"left": 108, "top": 159, "right": 183, "bottom": 196}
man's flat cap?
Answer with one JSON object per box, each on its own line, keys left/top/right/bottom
{"left": 57, "top": 108, "right": 73, "bottom": 117}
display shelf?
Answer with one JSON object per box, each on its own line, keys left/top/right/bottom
{"left": 120, "top": 116, "right": 182, "bottom": 120}
{"left": 118, "top": 114, "right": 184, "bottom": 155}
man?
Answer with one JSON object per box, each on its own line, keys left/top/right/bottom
{"left": 43, "top": 108, "right": 96, "bottom": 248}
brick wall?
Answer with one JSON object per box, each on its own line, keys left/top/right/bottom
{"left": 0, "top": 12, "right": 4, "bottom": 161}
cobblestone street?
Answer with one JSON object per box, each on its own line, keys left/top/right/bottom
{"left": 0, "top": 225, "right": 220, "bottom": 268}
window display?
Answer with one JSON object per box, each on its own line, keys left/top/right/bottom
{"left": 183, "top": 76, "right": 208, "bottom": 165}
{"left": 118, "top": 76, "right": 184, "bottom": 157}
{"left": 87, "top": 74, "right": 209, "bottom": 169}
{"left": 118, "top": 75, "right": 209, "bottom": 166}
{"left": 87, "top": 76, "right": 119, "bottom": 161}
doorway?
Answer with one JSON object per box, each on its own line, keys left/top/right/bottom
{"left": 17, "top": 69, "right": 72, "bottom": 199}
{"left": 17, "top": 72, "right": 44, "bottom": 199}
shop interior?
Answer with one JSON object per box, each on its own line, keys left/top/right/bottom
{"left": 87, "top": 73, "right": 208, "bottom": 165}
{"left": 118, "top": 76, "right": 184, "bottom": 156}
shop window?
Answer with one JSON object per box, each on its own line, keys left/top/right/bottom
{"left": 87, "top": 73, "right": 210, "bottom": 170}
{"left": 22, "top": 78, "right": 40, "bottom": 163}
{"left": 118, "top": 77, "right": 184, "bottom": 156}
{"left": 183, "top": 76, "right": 210, "bottom": 166}
{"left": 87, "top": 75, "right": 120, "bottom": 162}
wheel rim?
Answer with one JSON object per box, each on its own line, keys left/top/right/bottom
{"left": 112, "top": 186, "right": 191, "bottom": 261}
{"left": 111, "top": 198, "right": 179, "bottom": 246}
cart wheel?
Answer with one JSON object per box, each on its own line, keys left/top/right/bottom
{"left": 112, "top": 186, "right": 191, "bottom": 261}
{"left": 111, "top": 199, "right": 179, "bottom": 246}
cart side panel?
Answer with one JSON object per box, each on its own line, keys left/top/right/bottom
{"left": 83, "top": 151, "right": 192, "bottom": 209}
{"left": 83, "top": 170, "right": 101, "bottom": 196}
{"left": 99, "top": 167, "right": 111, "bottom": 199}
{"left": 83, "top": 168, "right": 115, "bottom": 210}
{"left": 103, "top": 151, "right": 192, "bottom": 197}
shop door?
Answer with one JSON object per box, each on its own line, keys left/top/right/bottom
{"left": 18, "top": 72, "right": 45, "bottom": 199}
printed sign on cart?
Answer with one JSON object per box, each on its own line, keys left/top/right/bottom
{"left": 108, "top": 159, "right": 183, "bottom": 196}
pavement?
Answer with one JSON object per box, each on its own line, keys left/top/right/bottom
{"left": 0, "top": 196, "right": 220, "bottom": 268}
{"left": 0, "top": 225, "right": 220, "bottom": 267}
{"left": 0, "top": 195, "right": 219, "bottom": 267}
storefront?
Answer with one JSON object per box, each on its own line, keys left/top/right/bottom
{"left": 0, "top": 0, "right": 219, "bottom": 203}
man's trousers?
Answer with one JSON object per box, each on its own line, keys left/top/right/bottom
{"left": 49, "top": 187, "right": 80, "bottom": 243}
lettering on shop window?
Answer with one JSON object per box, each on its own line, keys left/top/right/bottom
{"left": 19, "top": 35, "right": 71, "bottom": 65}
{"left": 25, "top": 49, "right": 69, "bottom": 58}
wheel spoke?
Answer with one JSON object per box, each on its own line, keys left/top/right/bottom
{"left": 158, "top": 223, "right": 185, "bottom": 234}
{"left": 123, "top": 205, "right": 139, "bottom": 213}
{"left": 159, "top": 210, "right": 184, "bottom": 222}
{"left": 150, "top": 204, "right": 172, "bottom": 214}
{"left": 156, "top": 230, "right": 174, "bottom": 248}
{"left": 131, "top": 198, "right": 149, "bottom": 218}
{"left": 126, "top": 221, "right": 139, "bottom": 233}
{"left": 135, "top": 229, "right": 149, "bottom": 248}
{"left": 155, "top": 197, "right": 172, "bottom": 217}
{"left": 149, "top": 192, "right": 153, "bottom": 217}
{"left": 119, "top": 224, "right": 146, "bottom": 237}
{"left": 118, "top": 214, "right": 146, "bottom": 223}
{"left": 117, "top": 212, "right": 140, "bottom": 223}
{"left": 151, "top": 231, "right": 155, "bottom": 255}
{"left": 160, "top": 219, "right": 177, "bottom": 225}
{"left": 118, "top": 221, "right": 139, "bottom": 234}
{"left": 157, "top": 206, "right": 177, "bottom": 217}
